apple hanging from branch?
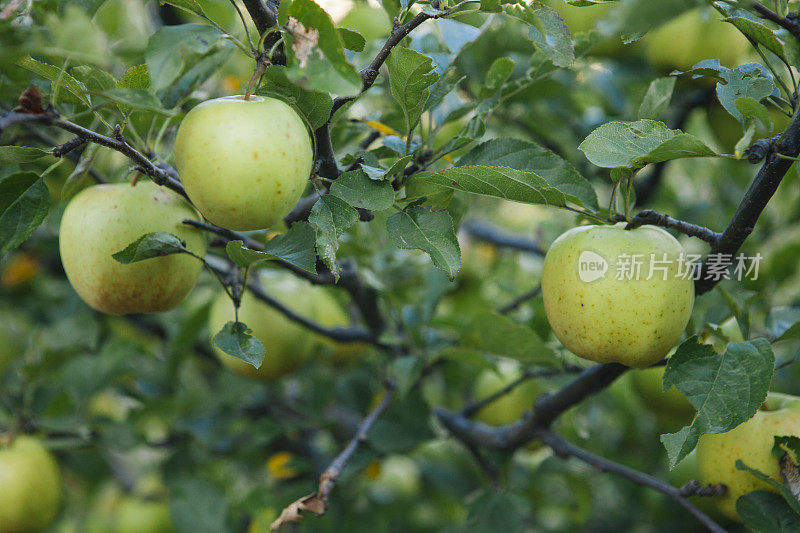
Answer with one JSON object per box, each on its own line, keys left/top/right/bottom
{"left": 174, "top": 95, "right": 313, "bottom": 231}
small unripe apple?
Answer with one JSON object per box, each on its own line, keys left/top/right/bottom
{"left": 542, "top": 223, "right": 694, "bottom": 367}
{"left": 208, "top": 272, "right": 319, "bottom": 379}
{"left": 0, "top": 435, "right": 61, "bottom": 532}
{"left": 59, "top": 181, "right": 206, "bottom": 314}
{"left": 473, "top": 365, "right": 544, "bottom": 426}
{"left": 310, "top": 290, "right": 369, "bottom": 364}
{"left": 697, "top": 393, "right": 800, "bottom": 521}
{"left": 631, "top": 366, "right": 694, "bottom": 431}
{"left": 644, "top": 8, "right": 750, "bottom": 72}
{"left": 115, "top": 497, "right": 173, "bottom": 533}
{"left": 174, "top": 95, "right": 313, "bottom": 231}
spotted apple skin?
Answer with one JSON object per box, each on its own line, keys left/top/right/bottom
{"left": 541, "top": 223, "right": 694, "bottom": 367}
{"left": 174, "top": 95, "right": 312, "bottom": 231}
{"left": 59, "top": 181, "right": 206, "bottom": 315}
{"left": 697, "top": 393, "right": 800, "bottom": 520}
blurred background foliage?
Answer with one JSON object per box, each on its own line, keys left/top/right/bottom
{"left": 1, "top": 0, "right": 799, "bottom": 531}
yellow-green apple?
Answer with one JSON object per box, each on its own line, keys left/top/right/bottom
{"left": 0, "top": 435, "right": 61, "bottom": 531}
{"left": 473, "top": 362, "right": 544, "bottom": 426}
{"left": 644, "top": 8, "right": 750, "bottom": 72}
{"left": 174, "top": 95, "right": 312, "bottom": 231}
{"left": 697, "top": 392, "right": 800, "bottom": 521}
{"left": 339, "top": 5, "right": 391, "bottom": 41}
{"left": 546, "top": 0, "right": 623, "bottom": 56}
{"left": 59, "top": 181, "right": 206, "bottom": 314}
{"left": 310, "top": 290, "right": 369, "bottom": 364}
{"left": 542, "top": 223, "right": 694, "bottom": 367}
{"left": 115, "top": 498, "right": 173, "bottom": 533}
{"left": 207, "top": 272, "right": 318, "bottom": 379}
{"left": 632, "top": 366, "right": 694, "bottom": 431}
{"left": 367, "top": 455, "right": 422, "bottom": 502}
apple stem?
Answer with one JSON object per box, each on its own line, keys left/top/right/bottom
{"left": 244, "top": 53, "right": 269, "bottom": 101}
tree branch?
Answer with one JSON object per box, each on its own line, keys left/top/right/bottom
{"left": 269, "top": 380, "right": 397, "bottom": 531}
{"left": 182, "top": 218, "right": 336, "bottom": 285}
{"left": 497, "top": 286, "right": 542, "bottom": 315}
{"left": 435, "top": 363, "right": 628, "bottom": 450}
{"left": 206, "top": 258, "right": 377, "bottom": 345}
{"left": 0, "top": 108, "right": 185, "bottom": 196}
{"left": 752, "top": 1, "right": 800, "bottom": 40}
{"left": 537, "top": 431, "right": 727, "bottom": 533}
{"left": 696, "top": 105, "right": 800, "bottom": 294}
{"left": 625, "top": 210, "right": 721, "bottom": 244}
{"left": 461, "top": 220, "right": 545, "bottom": 255}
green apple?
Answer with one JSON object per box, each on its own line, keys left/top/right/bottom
{"left": 310, "top": 290, "right": 370, "bottom": 364}
{"left": 59, "top": 181, "right": 206, "bottom": 314}
{"left": 473, "top": 362, "right": 544, "bottom": 426}
{"left": 174, "top": 95, "right": 313, "bottom": 231}
{"left": 0, "top": 435, "right": 61, "bottom": 531}
{"left": 546, "top": 0, "right": 624, "bottom": 56}
{"left": 208, "top": 272, "right": 320, "bottom": 379}
{"left": 339, "top": 5, "right": 391, "bottom": 41}
{"left": 367, "top": 455, "right": 422, "bottom": 502}
{"left": 644, "top": 8, "right": 750, "bottom": 72}
{"left": 115, "top": 497, "right": 173, "bottom": 533}
{"left": 697, "top": 392, "right": 800, "bottom": 521}
{"left": 631, "top": 366, "right": 694, "bottom": 431}
{"left": 542, "top": 223, "right": 694, "bottom": 367}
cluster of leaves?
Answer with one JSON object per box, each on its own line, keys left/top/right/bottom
{"left": 2, "top": 0, "right": 800, "bottom": 531}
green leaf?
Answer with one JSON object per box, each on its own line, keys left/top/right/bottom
{"left": 717, "top": 65, "right": 775, "bottom": 124}
{"left": 579, "top": 120, "right": 717, "bottom": 169}
{"left": 329, "top": 169, "right": 395, "bottom": 211}
{"left": 736, "top": 491, "right": 800, "bottom": 533}
{"left": 117, "top": 64, "right": 150, "bottom": 90}
{"left": 506, "top": 3, "right": 574, "bottom": 67}
{"left": 369, "top": 392, "right": 435, "bottom": 453}
{"left": 480, "top": 57, "right": 514, "bottom": 98}
{"left": 71, "top": 65, "right": 116, "bottom": 93}
{"left": 735, "top": 460, "right": 800, "bottom": 515}
{"left": 465, "top": 490, "right": 530, "bottom": 532}
{"left": 460, "top": 312, "right": 556, "bottom": 365}
{"left": 661, "top": 338, "right": 775, "bottom": 467}
{"left": 736, "top": 96, "right": 773, "bottom": 132}
{"left": 727, "top": 16, "right": 788, "bottom": 63}
{"left": 638, "top": 77, "right": 676, "bottom": 120}
{"left": 387, "top": 46, "right": 440, "bottom": 133}
{"left": 0, "top": 172, "right": 51, "bottom": 257}
{"left": 455, "top": 138, "right": 597, "bottom": 209}
{"left": 169, "top": 477, "right": 228, "bottom": 533}
{"left": 145, "top": 24, "right": 223, "bottom": 92}
{"left": 16, "top": 56, "right": 89, "bottom": 105}
{"left": 338, "top": 27, "right": 366, "bottom": 52}
{"left": 0, "top": 146, "right": 52, "bottom": 165}
{"left": 256, "top": 66, "right": 334, "bottom": 130}
{"left": 112, "top": 232, "right": 191, "bottom": 264}
{"left": 159, "top": 0, "right": 208, "bottom": 18}
{"left": 213, "top": 321, "right": 265, "bottom": 368}
{"left": 285, "top": 0, "right": 362, "bottom": 94}
{"left": 387, "top": 206, "right": 460, "bottom": 279}
{"left": 225, "top": 222, "right": 317, "bottom": 273}
{"left": 416, "top": 166, "right": 568, "bottom": 207}
{"left": 309, "top": 195, "right": 359, "bottom": 279}
{"left": 97, "top": 88, "right": 172, "bottom": 114}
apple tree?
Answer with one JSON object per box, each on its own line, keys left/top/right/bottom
{"left": 2, "top": 0, "right": 800, "bottom": 531}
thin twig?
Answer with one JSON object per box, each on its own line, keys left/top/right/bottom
{"left": 0, "top": 108, "right": 185, "bottom": 196}
{"left": 625, "top": 210, "right": 721, "bottom": 244}
{"left": 269, "top": 380, "right": 397, "bottom": 531}
{"left": 498, "top": 286, "right": 542, "bottom": 315}
{"left": 538, "top": 431, "right": 727, "bottom": 533}
{"left": 206, "top": 259, "right": 377, "bottom": 345}
{"left": 181, "top": 218, "right": 335, "bottom": 285}
{"left": 752, "top": 1, "right": 800, "bottom": 40}
{"left": 461, "top": 220, "right": 545, "bottom": 255}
